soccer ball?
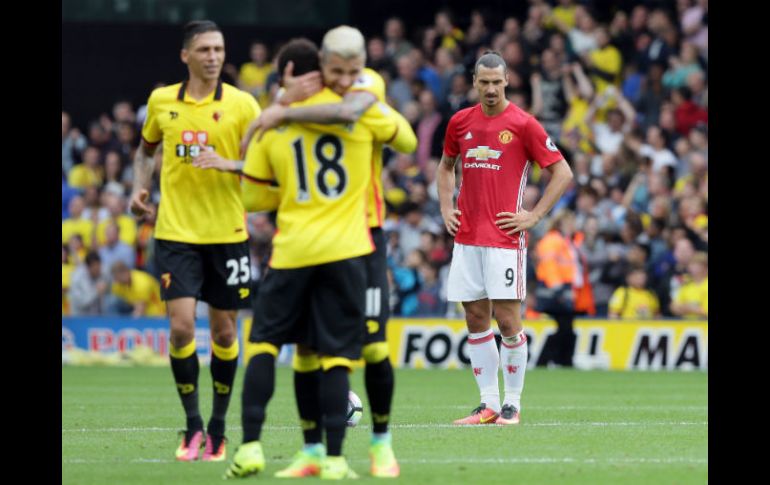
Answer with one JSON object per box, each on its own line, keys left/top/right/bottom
{"left": 346, "top": 390, "right": 364, "bottom": 427}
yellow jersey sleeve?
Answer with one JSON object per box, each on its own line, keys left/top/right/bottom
{"left": 141, "top": 90, "right": 162, "bottom": 144}
{"left": 351, "top": 68, "right": 386, "bottom": 102}
{"left": 608, "top": 288, "right": 625, "bottom": 315}
{"left": 242, "top": 134, "right": 280, "bottom": 212}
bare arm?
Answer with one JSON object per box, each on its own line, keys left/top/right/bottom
{"left": 283, "top": 90, "right": 378, "bottom": 125}
{"left": 572, "top": 63, "right": 594, "bottom": 99}
{"left": 530, "top": 72, "right": 544, "bottom": 117}
{"left": 495, "top": 159, "right": 574, "bottom": 235}
{"left": 129, "top": 140, "right": 159, "bottom": 217}
{"left": 437, "top": 153, "right": 462, "bottom": 236}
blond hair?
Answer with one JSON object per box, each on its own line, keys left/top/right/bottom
{"left": 321, "top": 25, "right": 366, "bottom": 60}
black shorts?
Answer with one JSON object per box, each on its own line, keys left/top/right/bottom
{"left": 250, "top": 257, "right": 367, "bottom": 360}
{"left": 155, "top": 239, "right": 252, "bottom": 310}
{"left": 364, "top": 228, "right": 389, "bottom": 344}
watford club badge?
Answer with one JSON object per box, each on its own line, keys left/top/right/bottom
{"left": 213, "top": 110, "right": 223, "bottom": 122}
{"left": 161, "top": 273, "right": 172, "bottom": 289}
{"left": 498, "top": 130, "right": 514, "bottom": 144}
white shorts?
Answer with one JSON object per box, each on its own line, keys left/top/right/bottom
{"left": 446, "top": 243, "right": 527, "bottom": 302}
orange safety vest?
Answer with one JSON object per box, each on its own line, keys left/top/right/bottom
{"left": 535, "top": 230, "right": 576, "bottom": 288}
{"left": 572, "top": 232, "right": 596, "bottom": 316}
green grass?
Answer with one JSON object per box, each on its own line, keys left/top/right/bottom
{"left": 62, "top": 366, "right": 707, "bottom": 485}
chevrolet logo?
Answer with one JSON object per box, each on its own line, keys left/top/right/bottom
{"left": 465, "top": 146, "right": 502, "bottom": 161}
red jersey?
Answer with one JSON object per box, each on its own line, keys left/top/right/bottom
{"left": 443, "top": 102, "right": 564, "bottom": 249}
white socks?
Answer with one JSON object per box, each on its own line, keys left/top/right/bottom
{"left": 499, "top": 330, "right": 528, "bottom": 410}
{"left": 467, "top": 328, "right": 500, "bottom": 412}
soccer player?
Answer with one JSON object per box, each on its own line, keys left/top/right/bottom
{"left": 258, "top": 26, "right": 411, "bottom": 478}
{"left": 223, "top": 38, "right": 408, "bottom": 481}
{"left": 201, "top": 26, "right": 414, "bottom": 478}
{"left": 129, "top": 20, "right": 261, "bottom": 461}
{"left": 438, "top": 52, "right": 573, "bottom": 425}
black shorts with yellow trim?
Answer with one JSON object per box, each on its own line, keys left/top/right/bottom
{"left": 364, "top": 228, "right": 389, "bottom": 344}
{"left": 155, "top": 239, "right": 252, "bottom": 310}
{"left": 250, "top": 256, "right": 367, "bottom": 361}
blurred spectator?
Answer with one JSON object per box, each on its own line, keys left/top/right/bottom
{"left": 580, "top": 215, "right": 612, "bottom": 316}
{"left": 678, "top": 0, "right": 708, "bottom": 58}
{"left": 609, "top": 10, "right": 635, "bottom": 63}
{"left": 384, "top": 17, "right": 413, "bottom": 61}
{"left": 68, "top": 146, "right": 103, "bottom": 190}
{"left": 109, "top": 262, "right": 166, "bottom": 317}
{"left": 415, "top": 90, "right": 445, "bottom": 169}
{"left": 397, "top": 202, "right": 441, "bottom": 257}
{"left": 564, "top": 5, "right": 598, "bottom": 57}
{"left": 389, "top": 54, "right": 418, "bottom": 111}
{"left": 62, "top": 111, "right": 87, "bottom": 173}
{"left": 464, "top": 9, "right": 493, "bottom": 58}
{"left": 544, "top": 0, "right": 578, "bottom": 32}
{"left": 585, "top": 26, "right": 622, "bottom": 96}
{"left": 433, "top": 8, "right": 464, "bottom": 53}
{"left": 67, "top": 234, "right": 87, "bottom": 266}
{"left": 103, "top": 150, "right": 128, "bottom": 196}
{"left": 62, "top": 196, "right": 95, "bottom": 249}
{"left": 530, "top": 49, "right": 569, "bottom": 139}
{"left": 367, "top": 37, "right": 395, "bottom": 78}
{"left": 81, "top": 186, "right": 109, "bottom": 223}
{"left": 670, "top": 251, "right": 708, "bottom": 319}
{"left": 62, "top": 179, "right": 80, "bottom": 220}
{"left": 635, "top": 62, "right": 666, "bottom": 130}
{"left": 663, "top": 41, "right": 704, "bottom": 89}
{"left": 62, "top": 246, "right": 74, "bottom": 315}
{"left": 98, "top": 221, "right": 136, "bottom": 272}
{"left": 69, "top": 251, "right": 109, "bottom": 316}
{"left": 643, "top": 9, "right": 677, "bottom": 68}
{"left": 96, "top": 193, "right": 137, "bottom": 247}
{"left": 686, "top": 70, "right": 707, "bottom": 109}
{"left": 672, "top": 87, "right": 708, "bottom": 136}
{"left": 608, "top": 265, "right": 660, "bottom": 319}
{"left": 391, "top": 249, "right": 426, "bottom": 316}
{"left": 112, "top": 100, "right": 136, "bottom": 125}
{"left": 441, "top": 72, "right": 472, "bottom": 117}
{"left": 654, "top": 236, "right": 695, "bottom": 316}
{"left": 115, "top": 121, "right": 137, "bottom": 165}
{"left": 223, "top": 41, "right": 273, "bottom": 108}
{"left": 640, "top": 126, "right": 677, "bottom": 174}
{"left": 416, "top": 262, "right": 446, "bottom": 316}
{"left": 521, "top": 2, "right": 548, "bottom": 55}
{"left": 435, "top": 47, "right": 465, "bottom": 104}
{"left": 534, "top": 210, "right": 579, "bottom": 367}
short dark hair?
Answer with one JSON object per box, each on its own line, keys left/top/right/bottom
{"left": 474, "top": 51, "right": 507, "bottom": 76}
{"left": 276, "top": 38, "right": 320, "bottom": 82}
{"left": 85, "top": 251, "right": 101, "bottom": 266}
{"left": 182, "top": 20, "right": 221, "bottom": 48}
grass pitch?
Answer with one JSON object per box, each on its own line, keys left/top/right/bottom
{"left": 62, "top": 366, "right": 707, "bottom": 484}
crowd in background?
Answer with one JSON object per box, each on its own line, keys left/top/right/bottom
{"left": 62, "top": 0, "right": 708, "bottom": 320}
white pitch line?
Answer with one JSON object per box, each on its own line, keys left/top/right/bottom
{"left": 62, "top": 421, "right": 707, "bottom": 433}
{"left": 63, "top": 457, "right": 707, "bottom": 465}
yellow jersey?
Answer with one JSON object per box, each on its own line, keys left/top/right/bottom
{"left": 96, "top": 215, "right": 138, "bottom": 246}
{"left": 111, "top": 270, "right": 166, "bottom": 317}
{"left": 141, "top": 81, "right": 261, "bottom": 244}
{"left": 62, "top": 218, "right": 95, "bottom": 248}
{"left": 609, "top": 287, "right": 660, "bottom": 319}
{"left": 674, "top": 278, "right": 708, "bottom": 319}
{"left": 242, "top": 88, "right": 402, "bottom": 269}
{"left": 239, "top": 62, "right": 273, "bottom": 108}
{"left": 67, "top": 165, "right": 103, "bottom": 189}
{"left": 351, "top": 68, "right": 417, "bottom": 228}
